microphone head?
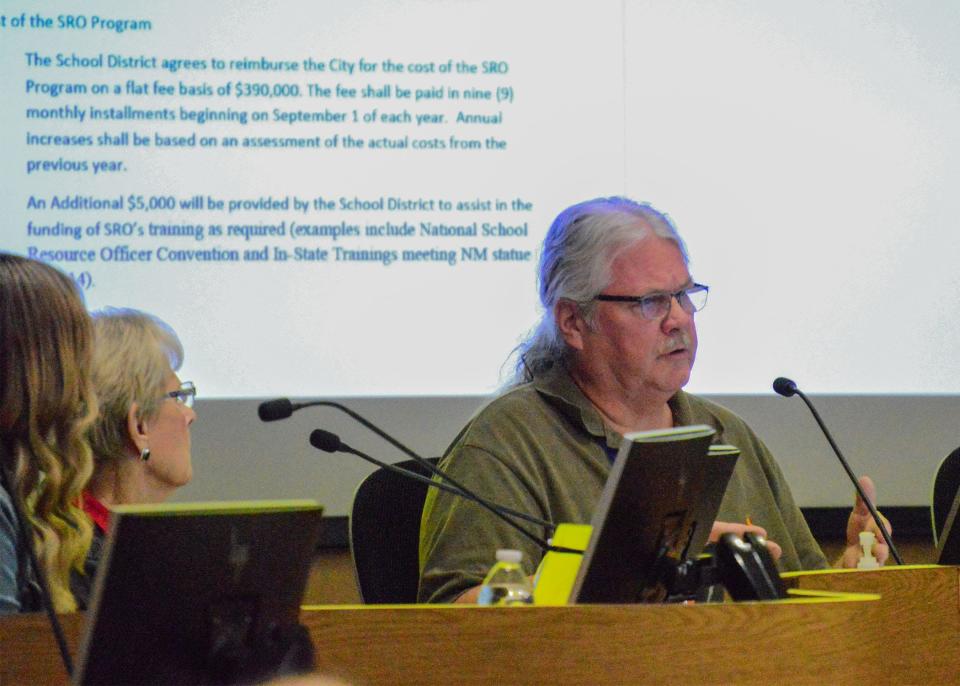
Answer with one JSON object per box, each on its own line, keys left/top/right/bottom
{"left": 309, "top": 429, "right": 343, "bottom": 453}
{"left": 258, "top": 398, "right": 294, "bottom": 422}
{"left": 772, "top": 377, "right": 799, "bottom": 397}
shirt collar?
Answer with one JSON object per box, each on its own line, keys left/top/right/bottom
{"left": 669, "top": 390, "right": 729, "bottom": 440}
{"left": 532, "top": 363, "right": 608, "bottom": 435}
{"left": 81, "top": 490, "right": 110, "bottom": 533}
{"left": 532, "top": 363, "right": 728, "bottom": 445}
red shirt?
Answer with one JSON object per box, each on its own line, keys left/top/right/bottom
{"left": 81, "top": 491, "right": 110, "bottom": 533}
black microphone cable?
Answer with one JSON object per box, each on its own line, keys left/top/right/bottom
{"left": 260, "top": 397, "right": 552, "bottom": 530}
{"left": 309, "top": 429, "right": 582, "bottom": 555}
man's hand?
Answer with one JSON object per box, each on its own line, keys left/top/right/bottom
{"left": 710, "top": 521, "right": 783, "bottom": 561}
{"left": 455, "top": 575, "right": 537, "bottom": 604}
{"left": 455, "top": 585, "right": 483, "bottom": 604}
{"left": 837, "top": 475, "right": 892, "bottom": 568}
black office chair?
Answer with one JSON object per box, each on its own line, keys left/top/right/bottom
{"left": 931, "top": 447, "right": 960, "bottom": 547}
{"left": 349, "top": 457, "right": 439, "bottom": 604}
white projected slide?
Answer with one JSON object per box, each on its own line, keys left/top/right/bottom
{"left": 0, "top": 0, "right": 625, "bottom": 397}
{"left": 623, "top": 2, "right": 960, "bottom": 395}
{"left": 2, "top": 0, "right": 959, "bottom": 398}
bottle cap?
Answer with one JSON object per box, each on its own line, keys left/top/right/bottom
{"left": 495, "top": 549, "right": 522, "bottom": 564}
{"left": 857, "top": 531, "right": 879, "bottom": 569}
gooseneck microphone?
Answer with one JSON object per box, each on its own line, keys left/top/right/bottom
{"left": 309, "top": 429, "right": 582, "bottom": 555}
{"left": 257, "top": 398, "right": 298, "bottom": 422}
{"left": 772, "top": 376, "right": 903, "bottom": 565}
{"left": 259, "top": 398, "right": 423, "bottom": 463}
{"left": 260, "top": 397, "right": 435, "bottom": 473}
{"left": 260, "top": 397, "right": 551, "bottom": 531}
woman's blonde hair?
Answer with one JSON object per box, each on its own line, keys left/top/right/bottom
{"left": 0, "top": 253, "right": 95, "bottom": 612}
{"left": 87, "top": 308, "right": 184, "bottom": 464}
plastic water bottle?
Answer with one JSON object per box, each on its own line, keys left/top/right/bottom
{"left": 857, "top": 531, "right": 880, "bottom": 569}
{"left": 477, "top": 549, "right": 534, "bottom": 605}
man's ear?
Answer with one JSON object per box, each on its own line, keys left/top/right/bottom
{"left": 555, "top": 298, "right": 589, "bottom": 351}
{"left": 126, "top": 402, "right": 149, "bottom": 453}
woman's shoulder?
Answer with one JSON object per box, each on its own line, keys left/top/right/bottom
{"left": 0, "top": 481, "right": 17, "bottom": 532}
{"left": 1, "top": 482, "right": 23, "bottom": 613}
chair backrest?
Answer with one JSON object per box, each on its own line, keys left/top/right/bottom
{"left": 349, "top": 457, "right": 439, "bottom": 604}
{"left": 932, "top": 447, "right": 960, "bottom": 546}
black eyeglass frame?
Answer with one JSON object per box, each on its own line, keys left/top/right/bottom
{"left": 594, "top": 283, "right": 709, "bottom": 319}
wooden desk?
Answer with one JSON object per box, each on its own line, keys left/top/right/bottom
{"left": 785, "top": 564, "right": 960, "bottom": 682}
{"left": 2, "top": 566, "right": 956, "bottom": 685}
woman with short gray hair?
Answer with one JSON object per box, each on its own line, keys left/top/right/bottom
{"left": 74, "top": 308, "right": 197, "bottom": 606}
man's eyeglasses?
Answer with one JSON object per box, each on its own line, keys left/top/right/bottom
{"left": 595, "top": 283, "right": 709, "bottom": 320}
{"left": 164, "top": 381, "right": 196, "bottom": 408}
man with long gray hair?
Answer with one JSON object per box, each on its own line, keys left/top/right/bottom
{"left": 418, "top": 196, "right": 890, "bottom": 604}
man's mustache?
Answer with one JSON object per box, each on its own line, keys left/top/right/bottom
{"left": 661, "top": 331, "right": 693, "bottom": 354}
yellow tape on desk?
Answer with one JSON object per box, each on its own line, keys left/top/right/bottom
{"left": 532, "top": 523, "right": 882, "bottom": 606}
{"left": 533, "top": 523, "right": 590, "bottom": 605}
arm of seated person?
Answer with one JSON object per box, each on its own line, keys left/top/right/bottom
{"left": 455, "top": 585, "right": 483, "bottom": 604}
{"left": 454, "top": 574, "right": 537, "bottom": 604}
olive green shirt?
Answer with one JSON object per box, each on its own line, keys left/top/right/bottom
{"left": 418, "top": 365, "right": 827, "bottom": 603}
